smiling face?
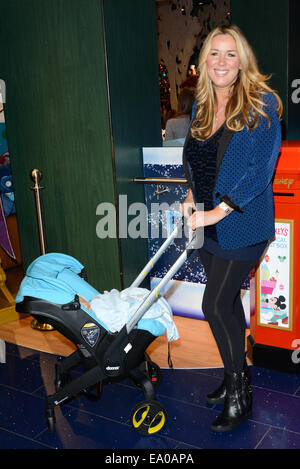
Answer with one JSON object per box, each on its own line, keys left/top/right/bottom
{"left": 206, "top": 34, "right": 241, "bottom": 93}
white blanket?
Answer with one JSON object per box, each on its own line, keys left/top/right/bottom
{"left": 90, "top": 287, "right": 179, "bottom": 342}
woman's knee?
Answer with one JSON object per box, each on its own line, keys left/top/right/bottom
{"left": 201, "top": 290, "right": 232, "bottom": 320}
{"left": 201, "top": 293, "right": 218, "bottom": 319}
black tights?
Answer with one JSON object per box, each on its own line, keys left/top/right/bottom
{"left": 198, "top": 249, "right": 259, "bottom": 374}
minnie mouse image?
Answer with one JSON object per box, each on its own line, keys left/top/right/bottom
{"left": 266, "top": 296, "right": 288, "bottom": 325}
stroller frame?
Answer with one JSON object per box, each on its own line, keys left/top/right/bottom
{"left": 16, "top": 221, "right": 197, "bottom": 435}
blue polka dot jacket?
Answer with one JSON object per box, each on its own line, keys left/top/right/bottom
{"left": 182, "top": 92, "right": 282, "bottom": 250}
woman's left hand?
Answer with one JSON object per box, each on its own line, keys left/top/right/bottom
{"left": 187, "top": 207, "right": 227, "bottom": 230}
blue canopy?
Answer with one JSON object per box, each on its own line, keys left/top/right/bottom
{"left": 16, "top": 252, "right": 99, "bottom": 305}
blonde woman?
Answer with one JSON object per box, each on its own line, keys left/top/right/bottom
{"left": 180, "top": 24, "right": 282, "bottom": 432}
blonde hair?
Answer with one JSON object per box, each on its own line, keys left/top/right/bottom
{"left": 191, "top": 24, "right": 282, "bottom": 140}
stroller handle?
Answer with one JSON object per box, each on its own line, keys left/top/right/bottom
{"left": 130, "top": 218, "right": 183, "bottom": 289}
{"left": 126, "top": 229, "right": 197, "bottom": 335}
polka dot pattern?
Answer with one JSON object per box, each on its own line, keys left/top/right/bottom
{"left": 213, "top": 92, "right": 282, "bottom": 250}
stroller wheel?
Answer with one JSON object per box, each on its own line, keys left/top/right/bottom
{"left": 130, "top": 400, "right": 167, "bottom": 435}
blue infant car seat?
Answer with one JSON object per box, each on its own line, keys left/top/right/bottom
{"left": 16, "top": 253, "right": 170, "bottom": 435}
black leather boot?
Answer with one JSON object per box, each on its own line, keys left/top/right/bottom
{"left": 206, "top": 358, "right": 251, "bottom": 405}
{"left": 210, "top": 370, "right": 252, "bottom": 432}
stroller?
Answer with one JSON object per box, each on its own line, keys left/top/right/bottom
{"left": 15, "top": 220, "right": 197, "bottom": 436}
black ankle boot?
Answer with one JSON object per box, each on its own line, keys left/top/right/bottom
{"left": 210, "top": 370, "right": 252, "bottom": 432}
{"left": 206, "top": 359, "right": 250, "bottom": 405}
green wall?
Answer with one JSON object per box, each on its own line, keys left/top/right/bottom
{"left": 0, "top": 0, "right": 161, "bottom": 291}
{"left": 230, "top": 0, "right": 289, "bottom": 136}
{"left": 103, "top": 0, "right": 162, "bottom": 288}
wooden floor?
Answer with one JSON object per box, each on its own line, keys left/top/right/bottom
{"left": 0, "top": 313, "right": 252, "bottom": 369}
{"left": 0, "top": 265, "right": 250, "bottom": 368}
{"left": 0, "top": 313, "right": 228, "bottom": 368}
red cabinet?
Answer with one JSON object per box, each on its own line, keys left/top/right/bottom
{"left": 248, "top": 141, "right": 300, "bottom": 373}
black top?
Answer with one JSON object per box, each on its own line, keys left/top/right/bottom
{"left": 184, "top": 126, "right": 268, "bottom": 261}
